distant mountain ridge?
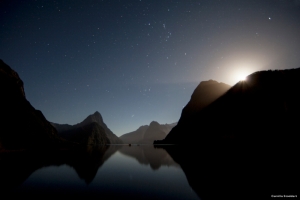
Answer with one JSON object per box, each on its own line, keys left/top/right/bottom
{"left": 155, "top": 68, "right": 300, "bottom": 145}
{"left": 120, "top": 121, "right": 176, "bottom": 144}
{"left": 52, "top": 111, "right": 123, "bottom": 144}
{"left": 119, "top": 125, "right": 149, "bottom": 144}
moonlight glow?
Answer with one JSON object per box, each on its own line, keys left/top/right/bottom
{"left": 0, "top": 0, "right": 299, "bottom": 136}
{"left": 237, "top": 72, "right": 247, "bottom": 81}
{"left": 233, "top": 69, "right": 250, "bottom": 83}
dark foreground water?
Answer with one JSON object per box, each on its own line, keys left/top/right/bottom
{"left": 1, "top": 143, "right": 297, "bottom": 199}
{"left": 0, "top": 145, "right": 199, "bottom": 199}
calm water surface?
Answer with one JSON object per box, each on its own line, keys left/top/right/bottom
{"left": 5, "top": 145, "right": 199, "bottom": 199}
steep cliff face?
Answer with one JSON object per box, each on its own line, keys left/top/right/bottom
{"left": 155, "top": 68, "right": 300, "bottom": 145}
{"left": 53, "top": 111, "right": 122, "bottom": 144}
{"left": 0, "top": 60, "right": 60, "bottom": 150}
{"left": 76, "top": 111, "right": 122, "bottom": 144}
{"left": 180, "top": 80, "right": 230, "bottom": 122}
{"left": 57, "top": 122, "right": 110, "bottom": 147}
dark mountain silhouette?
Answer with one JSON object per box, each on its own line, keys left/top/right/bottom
{"left": 52, "top": 111, "right": 122, "bottom": 144}
{"left": 0, "top": 60, "right": 62, "bottom": 151}
{"left": 180, "top": 80, "right": 230, "bottom": 122}
{"left": 120, "top": 121, "right": 176, "bottom": 144}
{"left": 0, "top": 60, "right": 119, "bottom": 194}
{"left": 56, "top": 122, "right": 110, "bottom": 147}
{"left": 153, "top": 68, "right": 298, "bottom": 197}
{"left": 155, "top": 68, "right": 300, "bottom": 145}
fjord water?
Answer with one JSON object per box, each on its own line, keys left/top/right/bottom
{"left": 2, "top": 145, "right": 199, "bottom": 199}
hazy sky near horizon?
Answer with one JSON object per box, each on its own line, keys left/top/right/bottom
{"left": 1, "top": 0, "right": 300, "bottom": 136}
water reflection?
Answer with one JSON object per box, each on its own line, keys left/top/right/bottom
{"left": 0, "top": 145, "right": 110, "bottom": 190}
{"left": 0, "top": 145, "right": 199, "bottom": 199}
{"left": 118, "top": 144, "right": 179, "bottom": 170}
{"left": 159, "top": 143, "right": 298, "bottom": 200}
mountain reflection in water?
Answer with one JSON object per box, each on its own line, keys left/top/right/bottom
{"left": 159, "top": 143, "right": 298, "bottom": 200}
{"left": 0, "top": 145, "right": 199, "bottom": 199}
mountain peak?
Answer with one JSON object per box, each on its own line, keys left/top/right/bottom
{"left": 91, "top": 111, "right": 104, "bottom": 124}
{"left": 74, "top": 111, "right": 104, "bottom": 129}
{"left": 93, "top": 111, "right": 102, "bottom": 118}
{"left": 178, "top": 79, "right": 231, "bottom": 123}
{"left": 93, "top": 111, "right": 101, "bottom": 115}
{"left": 149, "top": 121, "right": 160, "bottom": 126}
{"left": 198, "top": 79, "right": 229, "bottom": 88}
{"left": 200, "top": 79, "right": 218, "bottom": 84}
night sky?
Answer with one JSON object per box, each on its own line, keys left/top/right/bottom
{"left": 1, "top": 0, "right": 300, "bottom": 136}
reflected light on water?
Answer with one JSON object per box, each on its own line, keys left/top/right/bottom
{"left": 8, "top": 145, "right": 199, "bottom": 199}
